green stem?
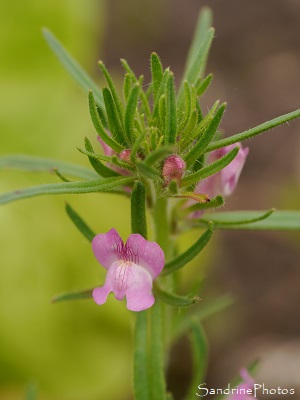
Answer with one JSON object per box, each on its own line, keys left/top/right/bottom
{"left": 134, "top": 312, "right": 149, "bottom": 400}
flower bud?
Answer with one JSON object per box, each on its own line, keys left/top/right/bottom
{"left": 119, "top": 149, "right": 132, "bottom": 163}
{"left": 162, "top": 154, "right": 186, "bottom": 186}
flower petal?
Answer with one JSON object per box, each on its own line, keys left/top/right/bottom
{"left": 124, "top": 265, "right": 155, "bottom": 312}
{"left": 124, "top": 234, "right": 165, "bottom": 278}
{"left": 93, "top": 284, "right": 111, "bottom": 305}
{"left": 92, "top": 228, "right": 124, "bottom": 269}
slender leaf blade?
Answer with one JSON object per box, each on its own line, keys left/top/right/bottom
{"left": 154, "top": 286, "right": 200, "bottom": 307}
{"left": 0, "top": 176, "right": 134, "bottom": 204}
{"left": 181, "top": 147, "right": 239, "bottom": 188}
{"left": 52, "top": 288, "right": 93, "bottom": 303}
{"left": 65, "top": 203, "right": 95, "bottom": 242}
{"left": 162, "top": 225, "right": 213, "bottom": 275}
{"left": 131, "top": 181, "right": 147, "bottom": 238}
{"left": 198, "top": 210, "right": 300, "bottom": 230}
{"left": 206, "top": 109, "right": 300, "bottom": 152}
{"left": 0, "top": 154, "right": 97, "bottom": 180}
{"left": 42, "top": 28, "right": 104, "bottom": 110}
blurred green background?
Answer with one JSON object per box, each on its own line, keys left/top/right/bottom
{"left": 1, "top": 1, "right": 300, "bottom": 399}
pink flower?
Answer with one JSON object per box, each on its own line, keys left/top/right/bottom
{"left": 227, "top": 369, "right": 256, "bottom": 400}
{"left": 92, "top": 229, "right": 165, "bottom": 312}
{"left": 162, "top": 154, "right": 186, "bottom": 185}
{"left": 196, "top": 143, "right": 249, "bottom": 198}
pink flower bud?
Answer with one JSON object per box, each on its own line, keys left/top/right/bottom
{"left": 119, "top": 149, "right": 132, "bottom": 163}
{"left": 162, "top": 154, "right": 186, "bottom": 185}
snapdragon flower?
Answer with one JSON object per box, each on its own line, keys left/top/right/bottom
{"left": 92, "top": 228, "right": 164, "bottom": 312}
{"left": 227, "top": 369, "right": 256, "bottom": 400}
{"left": 196, "top": 143, "right": 249, "bottom": 198}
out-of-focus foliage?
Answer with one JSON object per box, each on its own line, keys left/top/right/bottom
{"left": 0, "top": 2, "right": 134, "bottom": 399}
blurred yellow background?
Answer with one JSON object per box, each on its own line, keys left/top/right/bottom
{"left": 1, "top": 1, "right": 300, "bottom": 400}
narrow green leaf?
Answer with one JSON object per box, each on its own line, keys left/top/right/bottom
{"left": 185, "top": 103, "right": 226, "bottom": 168}
{"left": 173, "top": 293, "right": 235, "bottom": 340}
{"left": 84, "top": 137, "right": 119, "bottom": 177}
{"left": 153, "top": 69, "right": 169, "bottom": 119}
{"left": 52, "top": 168, "right": 70, "bottom": 182}
{"left": 52, "top": 288, "right": 93, "bottom": 303}
{"left": 165, "top": 72, "right": 177, "bottom": 144}
{"left": 181, "top": 109, "right": 198, "bottom": 141}
{"left": 181, "top": 146, "right": 239, "bottom": 187}
{"left": 78, "top": 147, "right": 134, "bottom": 173}
{"left": 198, "top": 210, "right": 300, "bottom": 230}
{"left": 186, "top": 322, "right": 208, "bottom": 400}
{"left": 121, "top": 59, "right": 151, "bottom": 118}
{"left": 42, "top": 29, "right": 104, "bottom": 111}
{"left": 102, "top": 87, "right": 126, "bottom": 145}
{"left": 123, "top": 73, "right": 132, "bottom": 101}
{"left": 0, "top": 176, "right": 135, "bottom": 204}
{"left": 196, "top": 73, "right": 213, "bottom": 96}
{"left": 125, "top": 84, "right": 140, "bottom": 143}
{"left": 159, "top": 94, "right": 166, "bottom": 131}
{"left": 206, "top": 109, "right": 300, "bottom": 152}
{"left": 98, "top": 61, "right": 124, "bottom": 125}
{"left": 65, "top": 203, "right": 95, "bottom": 242}
{"left": 151, "top": 52, "right": 163, "bottom": 103}
{"left": 150, "top": 301, "right": 167, "bottom": 399}
{"left": 133, "top": 312, "right": 149, "bottom": 400}
{"left": 154, "top": 285, "right": 200, "bottom": 307}
{"left": 88, "top": 91, "right": 124, "bottom": 152}
{"left": 182, "top": 195, "right": 224, "bottom": 216}
{"left": 0, "top": 154, "right": 97, "bottom": 180}
{"left": 131, "top": 181, "right": 147, "bottom": 238}
{"left": 144, "top": 145, "right": 174, "bottom": 166}
{"left": 178, "top": 28, "right": 214, "bottom": 108}
{"left": 130, "top": 131, "right": 146, "bottom": 163}
{"left": 136, "top": 161, "right": 163, "bottom": 182}
{"left": 178, "top": 81, "right": 192, "bottom": 132}
{"left": 162, "top": 225, "right": 213, "bottom": 275}
{"left": 183, "top": 7, "right": 213, "bottom": 83}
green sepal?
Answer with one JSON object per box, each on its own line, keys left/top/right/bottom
{"left": 206, "top": 109, "right": 300, "bottom": 152}
{"left": 88, "top": 91, "right": 124, "bottom": 152}
{"left": 154, "top": 285, "right": 200, "bottom": 307}
{"left": 181, "top": 146, "right": 239, "bottom": 187}
{"left": 102, "top": 87, "right": 126, "bottom": 146}
{"left": 84, "top": 137, "right": 119, "bottom": 177}
{"left": 65, "top": 203, "right": 95, "bottom": 242}
{"left": 168, "top": 180, "right": 179, "bottom": 194}
{"left": 197, "top": 210, "right": 300, "bottom": 230}
{"left": 131, "top": 181, "right": 147, "bottom": 238}
{"left": 178, "top": 27, "right": 214, "bottom": 108}
{"left": 184, "top": 103, "right": 226, "bottom": 168}
{"left": 186, "top": 322, "right": 208, "bottom": 400}
{"left": 0, "top": 175, "right": 135, "bottom": 204}
{"left": 151, "top": 52, "right": 163, "bottom": 103}
{"left": 125, "top": 83, "right": 140, "bottom": 143}
{"left": 182, "top": 195, "right": 224, "bottom": 216}
{"left": 0, "top": 154, "right": 97, "bottom": 180}
{"left": 165, "top": 72, "right": 177, "bottom": 144}
{"left": 173, "top": 293, "right": 235, "bottom": 341}
{"left": 162, "top": 224, "right": 213, "bottom": 275}
{"left": 52, "top": 288, "right": 93, "bottom": 303}
{"left": 98, "top": 61, "right": 124, "bottom": 124}
{"left": 136, "top": 161, "right": 163, "bottom": 182}
{"left": 196, "top": 73, "right": 213, "bottom": 96}
{"left": 133, "top": 312, "right": 149, "bottom": 400}
{"left": 42, "top": 29, "right": 104, "bottom": 112}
